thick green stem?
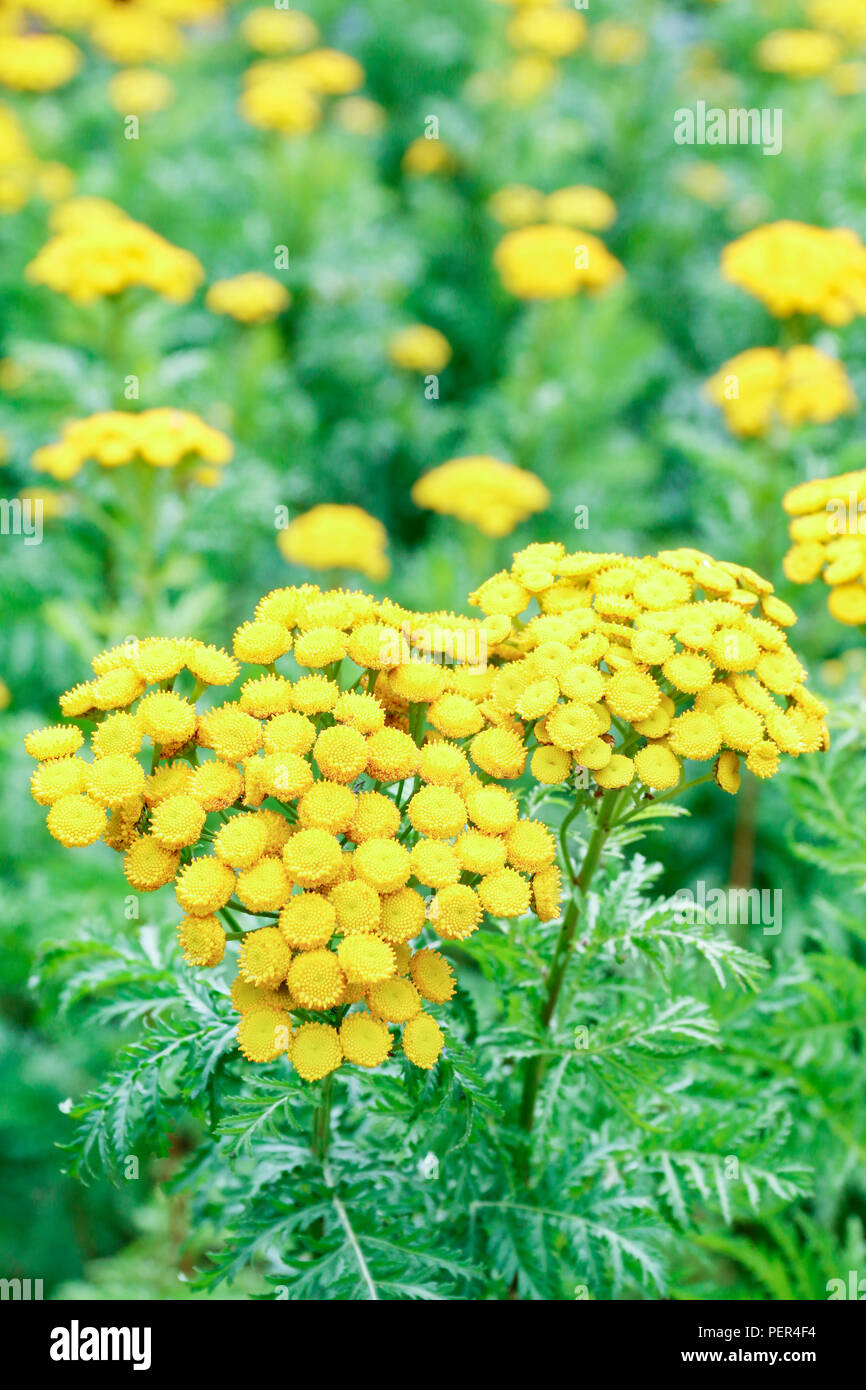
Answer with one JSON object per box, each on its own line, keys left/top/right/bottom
{"left": 312, "top": 1072, "right": 334, "bottom": 1163}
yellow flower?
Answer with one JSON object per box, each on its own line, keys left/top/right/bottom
{"left": 545, "top": 185, "right": 616, "bottom": 231}
{"left": 402, "top": 1012, "right": 444, "bottom": 1070}
{"left": 337, "top": 934, "right": 395, "bottom": 985}
{"left": 328, "top": 879, "right": 380, "bottom": 935}
{"left": 506, "top": 7, "right": 587, "bottom": 56}
{"left": 108, "top": 68, "right": 175, "bottom": 115}
{"left": 493, "top": 224, "right": 624, "bottom": 300}
{"left": 279, "top": 891, "right": 337, "bottom": 950}
{"left": 364, "top": 727, "right": 420, "bottom": 782}
{"left": 240, "top": 7, "right": 319, "bottom": 55}
{"left": 367, "top": 976, "right": 422, "bottom": 1023}
{"left": 124, "top": 835, "right": 179, "bottom": 891}
{"left": 705, "top": 346, "right": 856, "bottom": 436}
{"left": 532, "top": 864, "right": 563, "bottom": 922}
{"left": 175, "top": 855, "right": 235, "bottom": 915}
{"left": 478, "top": 866, "right": 531, "bottom": 918}
{"left": 290, "top": 1022, "right": 342, "bottom": 1081}
{"left": 488, "top": 184, "right": 546, "bottom": 228}
{"left": 505, "top": 819, "right": 556, "bottom": 873}
{"left": 756, "top": 29, "right": 841, "bottom": 79}
{"left": 667, "top": 711, "right": 723, "bottom": 761}
{"left": 47, "top": 794, "right": 106, "bottom": 847}
{"left": 151, "top": 793, "right": 207, "bottom": 849}
{"left": 26, "top": 212, "right": 203, "bottom": 305}
{"left": 464, "top": 781, "right": 519, "bottom": 834}
{"left": 378, "top": 888, "right": 427, "bottom": 944}
{"left": 206, "top": 272, "right": 290, "bottom": 324}
{"left": 239, "top": 64, "right": 321, "bottom": 135}
{"left": 238, "top": 1009, "right": 291, "bottom": 1063}
{"left": 288, "top": 948, "right": 346, "bottom": 1009}
{"left": 409, "top": 838, "right": 461, "bottom": 889}
{"left": 409, "top": 949, "right": 455, "bottom": 1004}
{"left": 0, "top": 35, "right": 82, "bottom": 92}
{"left": 591, "top": 20, "right": 648, "bottom": 66}
{"left": 407, "top": 785, "right": 467, "bottom": 839}
{"left": 387, "top": 324, "right": 452, "bottom": 373}
{"left": 414, "top": 456, "right": 549, "bottom": 537}
{"left": 178, "top": 914, "right": 225, "bottom": 967}
{"left": 90, "top": 8, "right": 183, "bottom": 64}
{"left": 26, "top": 724, "right": 84, "bottom": 761}
{"left": 340, "top": 1013, "right": 392, "bottom": 1068}
{"left": 239, "top": 926, "right": 292, "bottom": 987}
{"left": 30, "top": 757, "right": 89, "bottom": 805}
{"left": 714, "top": 751, "right": 742, "bottom": 795}
{"left": 402, "top": 136, "right": 455, "bottom": 175}
{"left": 278, "top": 504, "right": 390, "bottom": 581}
{"left": 283, "top": 827, "right": 343, "bottom": 888}
{"left": 721, "top": 222, "right": 866, "bottom": 325}
{"left": 353, "top": 837, "right": 411, "bottom": 894}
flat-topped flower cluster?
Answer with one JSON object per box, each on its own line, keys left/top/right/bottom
{"left": 26, "top": 545, "right": 826, "bottom": 1082}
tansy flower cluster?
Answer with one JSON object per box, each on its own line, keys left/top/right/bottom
{"left": 721, "top": 221, "right": 866, "bottom": 326}
{"left": 493, "top": 221, "right": 624, "bottom": 301}
{"left": 488, "top": 183, "right": 616, "bottom": 232}
{"left": 206, "top": 272, "right": 291, "bottom": 324}
{"left": 26, "top": 200, "right": 204, "bottom": 305}
{"left": 31, "top": 409, "right": 233, "bottom": 482}
{"left": 756, "top": 29, "right": 842, "bottom": 79}
{"left": 467, "top": 542, "right": 827, "bottom": 793}
{"left": 277, "top": 505, "right": 390, "bottom": 581}
{"left": 239, "top": 40, "right": 366, "bottom": 136}
{"left": 0, "top": 34, "right": 82, "bottom": 92}
{"left": 27, "top": 584, "right": 562, "bottom": 1082}
{"left": 783, "top": 471, "right": 866, "bottom": 626}
{"left": 705, "top": 346, "right": 857, "bottom": 438}
{"left": 412, "top": 456, "right": 550, "bottom": 538}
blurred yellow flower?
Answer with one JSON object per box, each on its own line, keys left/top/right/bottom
{"left": 387, "top": 324, "right": 452, "bottom": 373}
{"left": 705, "top": 346, "right": 857, "bottom": 437}
{"left": 334, "top": 95, "right": 386, "bottom": 135}
{"left": 90, "top": 7, "right": 184, "bottom": 64}
{"left": 239, "top": 61, "right": 321, "bottom": 134}
{"left": 32, "top": 409, "right": 233, "bottom": 480}
{"left": 828, "top": 62, "right": 866, "bottom": 95}
{"left": 487, "top": 184, "right": 546, "bottom": 227}
{"left": 756, "top": 29, "right": 841, "bottom": 78}
{"left": 493, "top": 223, "right": 624, "bottom": 300}
{"left": 0, "top": 34, "right": 82, "bottom": 91}
{"left": 503, "top": 52, "right": 557, "bottom": 104}
{"left": 783, "top": 471, "right": 866, "bottom": 624}
{"left": 506, "top": 7, "right": 587, "bottom": 57}
{"left": 206, "top": 272, "right": 290, "bottom": 324}
{"left": 721, "top": 221, "right": 866, "bottom": 324}
{"left": 240, "top": 7, "right": 319, "bottom": 54}
{"left": 402, "top": 136, "right": 455, "bottom": 175}
{"left": 108, "top": 68, "right": 176, "bottom": 114}
{"left": 412, "top": 456, "right": 549, "bottom": 537}
{"left": 545, "top": 185, "right": 616, "bottom": 231}
{"left": 590, "top": 20, "right": 649, "bottom": 67}
{"left": 277, "top": 505, "right": 390, "bottom": 581}
{"left": 674, "top": 160, "right": 733, "bottom": 207}
{"left": 806, "top": 0, "right": 866, "bottom": 44}
{"left": 287, "top": 48, "right": 364, "bottom": 94}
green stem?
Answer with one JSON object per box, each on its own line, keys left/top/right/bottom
{"left": 312, "top": 1072, "right": 334, "bottom": 1163}
{"left": 518, "top": 788, "right": 622, "bottom": 1136}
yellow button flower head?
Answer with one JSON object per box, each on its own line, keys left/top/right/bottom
{"left": 0, "top": 35, "right": 82, "bottom": 91}
{"left": 410, "top": 949, "right": 455, "bottom": 1004}
{"left": 488, "top": 184, "right": 547, "bottom": 228}
{"left": 26, "top": 725, "right": 84, "bottom": 761}
{"left": 402, "top": 1012, "right": 444, "bottom": 1070}
{"left": 340, "top": 1013, "right": 392, "bottom": 1068}
{"left": 353, "top": 837, "right": 411, "bottom": 894}
{"left": 187, "top": 760, "right": 243, "bottom": 811}
{"left": 314, "top": 724, "right": 368, "bottom": 783}
{"left": 178, "top": 914, "right": 226, "bottom": 967}
{"left": 138, "top": 691, "right": 197, "bottom": 748}
{"left": 176, "top": 856, "right": 235, "bottom": 915}
{"left": 290, "top": 674, "right": 341, "bottom": 715}
{"left": 413, "top": 456, "right": 549, "bottom": 537}
{"left": 328, "top": 879, "right": 380, "bottom": 934}
{"left": 241, "top": 7, "right": 320, "bottom": 54}
{"left": 290, "top": 1022, "right": 342, "bottom": 1081}
{"left": 47, "top": 794, "right": 106, "bottom": 847}
{"left": 545, "top": 185, "right": 616, "bottom": 231}
{"left": 721, "top": 222, "right": 866, "bottom": 325}
{"left": 278, "top": 505, "right": 390, "bottom": 581}
{"left": 387, "top": 324, "right": 452, "bottom": 373}
{"left": 756, "top": 29, "right": 841, "bottom": 78}
{"left": 337, "top": 934, "right": 395, "bottom": 986}
{"left": 151, "top": 793, "right": 207, "bottom": 849}
{"left": 283, "top": 827, "right": 343, "bottom": 888}
{"left": 233, "top": 619, "right": 292, "bottom": 665}
{"left": 409, "top": 838, "right": 461, "bottom": 889}
{"left": 364, "top": 727, "right": 420, "bottom": 782}
{"left": 30, "top": 757, "right": 89, "bottom": 805}
{"left": 108, "top": 68, "right": 175, "bottom": 116}
{"left": 379, "top": 888, "right": 427, "bottom": 944}
{"left": 705, "top": 346, "right": 857, "bottom": 437}
{"left": 279, "top": 892, "right": 337, "bottom": 949}
{"left": 506, "top": 7, "right": 587, "bottom": 56}
{"left": 532, "top": 864, "right": 563, "bottom": 922}
{"left": 26, "top": 210, "right": 203, "bottom": 305}
{"left": 407, "top": 785, "right": 467, "bottom": 839}
{"left": 206, "top": 272, "right": 290, "bottom": 324}
{"left": 288, "top": 949, "right": 345, "bottom": 1009}
{"left": 236, "top": 856, "right": 291, "bottom": 912}
{"left": 238, "top": 1009, "right": 291, "bottom": 1063}
{"left": 239, "top": 926, "right": 292, "bottom": 987}
{"left": 402, "top": 136, "right": 455, "bottom": 176}
{"left": 298, "top": 780, "right": 357, "bottom": 833}
{"left": 347, "top": 789, "right": 401, "bottom": 843}
{"left": 368, "top": 976, "right": 422, "bottom": 1023}
{"left": 124, "top": 836, "right": 180, "bottom": 891}
{"left": 470, "top": 727, "right": 527, "bottom": 779}
{"left": 213, "top": 813, "right": 268, "bottom": 868}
